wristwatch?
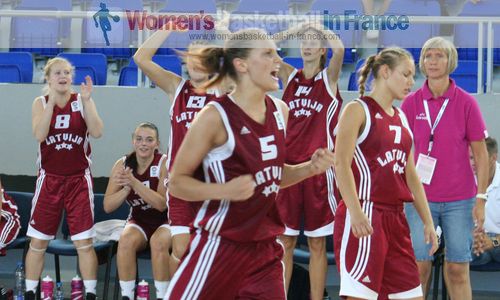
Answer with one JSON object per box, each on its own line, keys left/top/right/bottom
{"left": 491, "top": 236, "right": 500, "bottom": 248}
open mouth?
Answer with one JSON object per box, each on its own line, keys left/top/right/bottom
{"left": 270, "top": 70, "right": 279, "bottom": 81}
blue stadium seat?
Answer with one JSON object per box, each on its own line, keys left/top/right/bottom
{"left": 450, "top": 60, "right": 486, "bottom": 93}
{"left": 10, "top": 10, "right": 62, "bottom": 57}
{"left": 283, "top": 56, "right": 303, "bottom": 69}
{"left": 73, "top": 66, "right": 98, "bottom": 86}
{"left": 380, "top": 1, "right": 440, "bottom": 62}
{"left": 128, "top": 54, "right": 182, "bottom": 76}
{"left": 162, "top": 0, "right": 217, "bottom": 13}
{"left": 229, "top": 0, "right": 289, "bottom": 35}
{"left": 0, "top": 65, "right": 22, "bottom": 83}
{"left": 81, "top": 0, "right": 142, "bottom": 59}
{"left": 58, "top": 53, "right": 108, "bottom": 85}
{"left": 235, "top": 0, "right": 289, "bottom": 14}
{"left": 152, "top": 54, "right": 182, "bottom": 76}
{"left": 118, "top": 66, "right": 138, "bottom": 86}
{"left": 457, "top": 1, "right": 500, "bottom": 65}
{"left": 0, "top": 52, "right": 33, "bottom": 83}
{"left": 16, "top": 0, "right": 72, "bottom": 38}
{"left": 310, "top": 0, "right": 363, "bottom": 63}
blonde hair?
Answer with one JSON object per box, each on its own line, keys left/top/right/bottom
{"left": 358, "top": 47, "right": 413, "bottom": 96}
{"left": 42, "top": 57, "right": 74, "bottom": 95}
{"left": 419, "top": 37, "right": 458, "bottom": 76}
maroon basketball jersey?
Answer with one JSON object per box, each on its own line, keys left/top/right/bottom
{"left": 125, "top": 152, "right": 168, "bottom": 225}
{"left": 282, "top": 68, "right": 343, "bottom": 164}
{"left": 1, "top": 190, "right": 20, "bottom": 223}
{"left": 37, "top": 93, "right": 91, "bottom": 176}
{"left": 193, "top": 95, "right": 287, "bottom": 242}
{"left": 167, "top": 79, "right": 219, "bottom": 171}
{"left": 352, "top": 96, "right": 414, "bottom": 205}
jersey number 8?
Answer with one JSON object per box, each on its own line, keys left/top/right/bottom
{"left": 55, "top": 114, "right": 71, "bottom": 129}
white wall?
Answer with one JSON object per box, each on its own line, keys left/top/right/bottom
{"left": 1, "top": 84, "right": 499, "bottom": 177}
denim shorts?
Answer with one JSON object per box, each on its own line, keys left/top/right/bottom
{"left": 405, "top": 198, "right": 475, "bottom": 263}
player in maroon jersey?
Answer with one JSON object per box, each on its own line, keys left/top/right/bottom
{"left": 25, "top": 57, "right": 103, "bottom": 300}
{"left": 333, "top": 48, "right": 438, "bottom": 299}
{"left": 0, "top": 178, "right": 20, "bottom": 257}
{"left": 275, "top": 23, "right": 344, "bottom": 299}
{"left": 134, "top": 24, "right": 231, "bottom": 275}
{"left": 163, "top": 28, "right": 335, "bottom": 300}
{"left": 104, "top": 123, "right": 170, "bottom": 300}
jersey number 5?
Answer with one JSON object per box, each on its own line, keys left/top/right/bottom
{"left": 389, "top": 125, "right": 401, "bottom": 144}
{"left": 259, "top": 135, "right": 277, "bottom": 161}
{"left": 55, "top": 114, "right": 71, "bottom": 129}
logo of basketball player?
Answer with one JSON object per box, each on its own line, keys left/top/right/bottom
{"left": 93, "top": 2, "right": 120, "bottom": 46}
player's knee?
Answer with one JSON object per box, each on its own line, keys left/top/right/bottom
{"left": 307, "top": 236, "right": 326, "bottom": 253}
{"left": 280, "top": 236, "right": 297, "bottom": 250}
{"left": 172, "top": 241, "right": 188, "bottom": 260}
{"left": 150, "top": 236, "right": 169, "bottom": 254}
{"left": 29, "top": 239, "right": 48, "bottom": 254}
{"left": 74, "top": 239, "right": 94, "bottom": 253}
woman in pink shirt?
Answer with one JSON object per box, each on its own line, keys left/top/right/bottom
{"left": 401, "top": 37, "right": 489, "bottom": 300}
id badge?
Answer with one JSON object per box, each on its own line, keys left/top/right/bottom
{"left": 415, "top": 153, "right": 437, "bottom": 185}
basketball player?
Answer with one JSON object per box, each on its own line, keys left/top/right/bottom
{"left": 104, "top": 123, "right": 170, "bottom": 300}
{"left": 164, "top": 28, "right": 335, "bottom": 300}
{"left": 26, "top": 58, "right": 103, "bottom": 300}
{"left": 133, "top": 24, "right": 229, "bottom": 275}
{"left": 0, "top": 178, "right": 20, "bottom": 257}
{"left": 333, "top": 48, "right": 438, "bottom": 300}
{"left": 276, "top": 23, "right": 344, "bottom": 299}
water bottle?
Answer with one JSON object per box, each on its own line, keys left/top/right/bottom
{"left": 14, "top": 261, "right": 25, "bottom": 300}
{"left": 55, "top": 282, "right": 64, "bottom": 300}
{"left": 136, "top": 280, "right": 149, "bottom": 300}
{"left": 70, "top": 275, "right": 83, "bottom": 300}
{"left": 41, "top": 275, "right": 54, "bottom": 300}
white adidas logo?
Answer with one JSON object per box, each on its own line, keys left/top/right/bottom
{"left": 375, "top": 113, "right": 383, "bottom": 119}
{"left": 240, "top": 126, "right": 251, "bottom": 135}
{"left": 362, "top": 275, "right": 371, "bottom": 283}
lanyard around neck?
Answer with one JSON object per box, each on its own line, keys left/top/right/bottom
{"left": 423, "top": 98, "right": 449, "bottom": 155}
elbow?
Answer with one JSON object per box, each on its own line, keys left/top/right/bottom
{"left": 168, "top": 175, "right": 181, "bottom": 199}
{"left": 90, "top": 126, "right": 103, "bottom": 139}
{"left": 133, "top": 53, "right": 147, "bottom": 67}
{"left": 103, "top": 201, "right": 113, "bottom": 214}
{"left": 34, "top": 132, "right": 46, "bottom": 143}
{"left": 155, "top": 201, "right": 167, "bottom": 212}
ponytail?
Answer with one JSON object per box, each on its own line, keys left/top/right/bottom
{"left": 358, "top": 55, "right": 377, "bottom": 96}
{"left": 357, "top": 47, "right": 414, "bottom": 96}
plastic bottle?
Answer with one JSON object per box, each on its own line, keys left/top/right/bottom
{"left": 41, "top": 275, "right": 54, "bottom": 300}
{"left": 70, "top": 275, "right": 83, "bottom": 300}
{"left": 54, "top": 282, "right": 64, "bottom": 300}
{"left": 14, "top": 262, "right": 25, "bottom": 300}
{"left": 136, "top": 280, "right": 149, "bottom": 300}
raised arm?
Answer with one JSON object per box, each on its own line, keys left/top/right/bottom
{"left": 80, "top": 76, "right": 103, "bottom": 138}
{"left": 133, "top": 25, "right": 182, "bottom": 99}
{"left": 324, "top": 29, "right": 344, "bottom": 88}
{"left": 334, "top": 101, "right": 373, "bottom": 238}
{"left": 169, "top": 105, "right": 255, "bottom": 202}
{"left": 405, "top": 150, "right": 438, "bottom": 255}
{"left": 32, "top": 97, "right": 54, "bottom": 142}
{"left": 103, "top": 159, "right": 130, "bottom": 213}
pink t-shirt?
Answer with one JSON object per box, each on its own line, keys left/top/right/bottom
{"left": 401, "top": 79, "right": 488, "bottom": 202}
